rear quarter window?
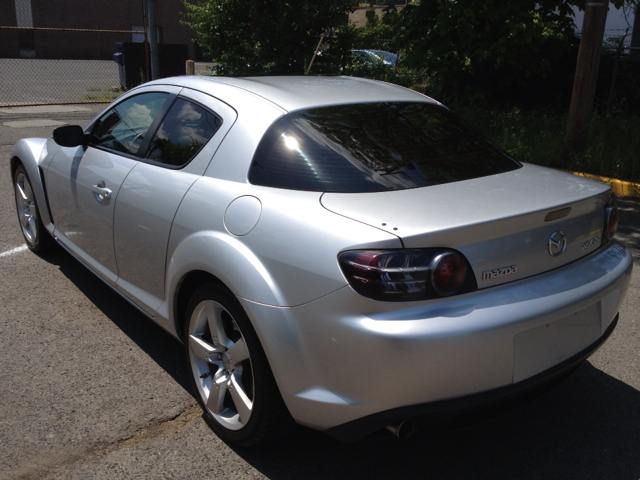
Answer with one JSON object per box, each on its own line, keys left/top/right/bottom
{"left": 146, "top": 98, "right": 222, "bottom": 167}
{"left": 248, "top": 102, "right": 521, "bottom": 192}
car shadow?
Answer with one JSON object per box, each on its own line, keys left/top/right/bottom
{"left": 233, "top": 362, "right": 640, "bottom": 479}
{"left": 37, "top": 246, "right": 192, "bottom": 394}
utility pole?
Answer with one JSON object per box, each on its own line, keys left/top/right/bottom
{"left": 147, "top": 0, "right": 160, "bottom": 80}
{"left": 562, "top": 2, "right": 609, "bottom": 157}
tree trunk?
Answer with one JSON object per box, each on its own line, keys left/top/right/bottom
{"left": 562, "top": 2, "right": 609, "bottom": 158}
{"left": 630, "top": 4, "right": 640, "bottom": 59}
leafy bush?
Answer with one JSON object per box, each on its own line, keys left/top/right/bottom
{"left": 458, "top": 107, "right": 640, "bottom": 183}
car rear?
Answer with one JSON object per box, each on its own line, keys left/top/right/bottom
{"left": 241, "top": 95, "right": 632, "bottom": 439}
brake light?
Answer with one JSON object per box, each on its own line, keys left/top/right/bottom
{"left": 338, "top": 249, "right": 476, "bottom": 302}
{"left": 604, "top": 198, "right": 619, "bottom": 242}
{"left": 431, "top": 252, "right": 467, "bottom": 296}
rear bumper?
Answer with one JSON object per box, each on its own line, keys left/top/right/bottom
{"left": 239, "top": 241, "right": 632, "bottom": 437}
{"left": 325, "top": 313, "right": 618, "bottom": 441}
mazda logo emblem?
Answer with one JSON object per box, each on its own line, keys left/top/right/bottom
{"left": 548, "top": 231, "right": 567, "bottom": 257}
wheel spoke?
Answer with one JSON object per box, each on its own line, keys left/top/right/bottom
{"left": 227, "top": 337, "right": 249, "bottom": 367}
{"left": 16, "top": 182, "right": 28, "bottom": 202}
{"left": 28, "top": 214, "right": 37, "bottom": 237}
{"left": 20, "top": 212, "right": 31, "bottom": 229}
{"left": 189, "top": 334, "right": 225, "bottom": 362}
{"left": 206, "top": 371, "right": 229, "bottom": 415}
{"left": 24, "top": 181, "right": 33, "bottom": 202}
{"left": 229, "top": 372, "right": 253, "bottom": 423}
{"left": 206, "top": 301, "right": 231, "bottom": 348}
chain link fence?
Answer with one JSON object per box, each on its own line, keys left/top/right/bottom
{"left": 0, "top": 0, "right": 209, "bottom": 108}
{"left": 1, "top": 27, "right": 138, "bottom": 107}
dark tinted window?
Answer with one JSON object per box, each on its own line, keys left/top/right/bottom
{"left": 146, "top": 98, "right": 222, "bottom": 167}
{"left": 91, "top": 92, "right": 170, "bottom": 155}
{"left": 249, "top": 102, "right": 521, "bottom": 192}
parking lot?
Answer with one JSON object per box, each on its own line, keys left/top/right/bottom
{"left": 1, "top": 106, "right": 639, "bottom": 479}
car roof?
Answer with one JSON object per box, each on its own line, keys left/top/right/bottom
{"left": 145, "top": 75, "right": 437, "bottom": 112}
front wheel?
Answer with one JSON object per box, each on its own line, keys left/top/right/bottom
{"left": 14, "top": 165, "right": 54, "bottom": 253}
{"left": 184, "top": 281, "right": 294, "bottom": 446}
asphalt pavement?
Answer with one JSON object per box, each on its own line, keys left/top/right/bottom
{"left": 1, "top": 106, "right": 639, "bottom": 479}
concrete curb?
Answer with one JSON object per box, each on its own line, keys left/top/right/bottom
{"left": 568, "top": 171, "right": 640, "bottom": 198}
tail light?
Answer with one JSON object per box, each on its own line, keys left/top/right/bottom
{"left": 338, "top": 249, "right": 477, "bottom": 302}
{"left": 604, "top": 198, "right": 619, "bottom": 242}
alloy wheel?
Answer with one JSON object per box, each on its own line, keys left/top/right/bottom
{"left": 15, "top": 171, "right": 38, "bottom": 244}
{"left": 187, "top": 299, "right": 254, "bottom": 431}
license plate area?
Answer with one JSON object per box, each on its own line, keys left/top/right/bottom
{"left": 513, "top": 303, "right": 601, "bottom": 383}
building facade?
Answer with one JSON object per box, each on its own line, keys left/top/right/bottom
{"left": 0, "top": 0, "right": 200, "bottom": 60}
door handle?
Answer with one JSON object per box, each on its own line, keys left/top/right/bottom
{"left": 92, "top": 181, "right": 112, "bottom": 201}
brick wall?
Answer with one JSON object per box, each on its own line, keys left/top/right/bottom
{"left": 0, "top": 0, "right": 198, "bottom": 60}
{"left": 0, "top": 0, "right": 20, "bottom": 57}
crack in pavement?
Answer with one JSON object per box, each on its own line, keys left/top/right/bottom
{"left": 112, "top": 404, "right": 203, "bottom": 450}
{"left": 9, "top": 405, "right": 203, "bottom": 480}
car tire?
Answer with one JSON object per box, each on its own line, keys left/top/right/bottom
{"left": 13, "top": 164, "right": 54, "bottom": 253}
{"left": 184, "top": 280, "right": 294, "bottom": 446}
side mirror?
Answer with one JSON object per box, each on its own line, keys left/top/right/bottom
{"left": 53, "top": 125, "right": 86, "bottom": 147}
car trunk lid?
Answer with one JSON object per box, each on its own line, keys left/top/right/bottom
{"left": 321, "top": 163, "right": 611, "bottom": 289}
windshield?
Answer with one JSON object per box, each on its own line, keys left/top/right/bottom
{"left": 249, "top": 102, "right": 521, "bottom": 193}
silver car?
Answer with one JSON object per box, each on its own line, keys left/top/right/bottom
{"left": 10, "top": 76, "right": 632, "bottom": 446}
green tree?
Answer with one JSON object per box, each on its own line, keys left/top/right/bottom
{"left": 183, "top": 0, "right": 355, "bottom": 75}
{"left": 390, "top": 0, "right": 583, "bottom": 103}
{"left": 343, "top": 6, "right": 422, "bottom": 88}
{"left": 352, "top": 5, "right": 398, "bottom": 50}
{"left": 390, "top": 0, "right": 639, "bottom": 104}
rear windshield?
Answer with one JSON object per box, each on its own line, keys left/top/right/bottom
{"left": 248, "top": 102, "right": 521, "bottom": 192}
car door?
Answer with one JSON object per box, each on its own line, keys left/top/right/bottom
{"left": 46, "top": 88, "right": 180, "bottom": 285}
{"left": 113, "top": 88, "right": 237, "bottom": 315}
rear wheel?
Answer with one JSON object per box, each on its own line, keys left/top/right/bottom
{"left": 184, "top": 281, "right": 294, "bottom": 446}
{"left": 14, "top": 165, "right": 54, "bottom": 253}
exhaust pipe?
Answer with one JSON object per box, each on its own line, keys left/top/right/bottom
{"left": 385, "top": 418, "right": 415, "bottom": 439}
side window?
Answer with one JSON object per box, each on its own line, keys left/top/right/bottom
{"left": 146, "top": 98, "right": 222, "bottom": 167}
{"left": 91, "top": 92, "right": 170, "bottom": 156}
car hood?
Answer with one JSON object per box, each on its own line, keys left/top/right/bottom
{"left": 321, "top": 163, "right": 612, "bottom": 288}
